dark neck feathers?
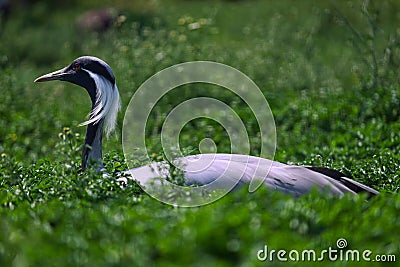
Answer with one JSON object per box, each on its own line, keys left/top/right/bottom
{"left": 82, "top": 119, "right": 104, "bottom": 170}
{"left": 81, "top": 76, "right": 104, "bottom": 171}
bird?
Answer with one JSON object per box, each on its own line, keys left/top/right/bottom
{"left": 34, "top": 56, "right": 379, "bottom": 198}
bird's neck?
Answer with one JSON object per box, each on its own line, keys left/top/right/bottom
{"left": 80, "top": 76, "right": 104, "bottom": 172}
{"left": 82, "top": 119, "right": 104, "bottom": 171}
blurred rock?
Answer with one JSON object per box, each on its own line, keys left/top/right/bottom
{"left": 76, "top": 7, "right": 124, "bottom": 32}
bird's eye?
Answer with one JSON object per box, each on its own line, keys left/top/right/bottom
{"left": 74, "top": 64, "right": 81, "bottom": 71}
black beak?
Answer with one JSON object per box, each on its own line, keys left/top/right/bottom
{"left": 34, "top": 67, "right": 68, "bottom": 83}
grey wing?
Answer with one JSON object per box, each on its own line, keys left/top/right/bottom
{"left": 265, "top": 166, "right": 358, "bottom": 196}
{"left": 123, "top": 153, "right": 378, "bottom": 197}
{"left": 123, "top": 153, "right": 280, "bottom": 190}
{"left": 182, "top": 154, "right": 378, "bottom": 196}
{"left": 182, "top": 154, "right": 358, "bottom": 196}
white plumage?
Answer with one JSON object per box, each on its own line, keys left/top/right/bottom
{"left": 79, "top": 68, "right": 121, "bottom": 137}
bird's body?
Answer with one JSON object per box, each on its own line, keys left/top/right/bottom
{"left": 35, "top": 56, "right": 379, "bottom": 197}
{"left": 124, "top": 153, "right": 378, "bottom": 197}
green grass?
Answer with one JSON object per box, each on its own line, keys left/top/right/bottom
{"left": 0, "top": 0, "right": 399, "bottom": 266}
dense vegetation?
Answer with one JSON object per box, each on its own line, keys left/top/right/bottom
{"left": 0, "top": 0, "right": 399, "bottom": 266}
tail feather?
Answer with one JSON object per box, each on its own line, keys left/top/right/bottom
{"left": 305, "top": 166, "right": 379, "bottom": 197}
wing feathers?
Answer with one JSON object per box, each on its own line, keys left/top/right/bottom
{"left": 125, "top": 154, "right": 379, "bottom": 197}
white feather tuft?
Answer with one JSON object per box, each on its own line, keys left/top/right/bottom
{"left": 79, "top": 69, "right": 121, "bottom": 137}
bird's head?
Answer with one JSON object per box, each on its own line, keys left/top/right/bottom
{"left": 35, "top": 56, "right": 121, "bottom": 137}
{"left": 35, "top": 56, "right": 115, "bottom": 102}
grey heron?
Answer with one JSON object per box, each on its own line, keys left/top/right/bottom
{"left": 35, "top": 56, "right": 379, "bottom": 197}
